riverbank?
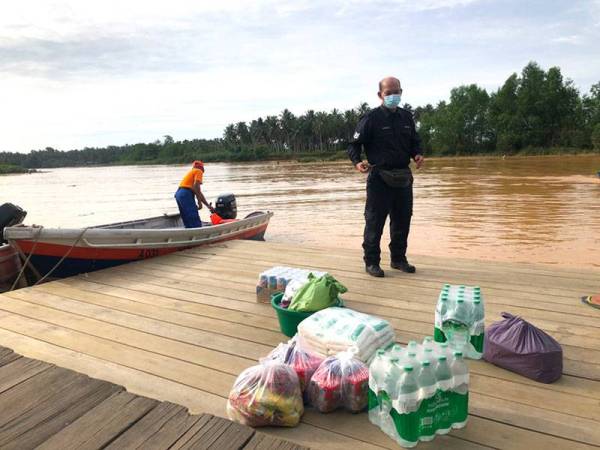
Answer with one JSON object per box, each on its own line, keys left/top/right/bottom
{"left": 2, "top": 146, "right": 599, "bottom": 170}
{"left": 0, "top": 164, "right": 36, "bottom": 175}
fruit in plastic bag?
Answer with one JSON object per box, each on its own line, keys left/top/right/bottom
{"left": 227, "top": 360, "right": 304, "bottom": 427}
{"left": 262, "top": 336, "right": 324, "bottom": 393}
{"left": 307, "top": 350, "right": 369, "bottom": 413}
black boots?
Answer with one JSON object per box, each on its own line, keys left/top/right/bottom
{"left": 365, "top": 264, "right": 385, "bottom": 278}
{"left": 391, "top": 259, "right": 416, "bottom": 273}
{"left": 366, "top": 259, "right": 416, "bottom": 277}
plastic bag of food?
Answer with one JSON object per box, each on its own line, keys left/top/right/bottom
{"left": 281, "top": 279, "right": 307, "bottom": 308}
{"left": 261, "top": 336, "right": 324, "bottom": 394}
{"left": 227, "top": 361, "right": 304, "bottom": 427}
{"left": 307, "top": 350, "right": 370, "bottom": 413}
{"left": 288, "top": 273, "right": 347, "bottom": 312}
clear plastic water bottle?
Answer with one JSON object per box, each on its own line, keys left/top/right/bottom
{"left": 422, "top": 347, "right": 436, "bottom": 366}
{"left": 406, "top": 352, "right": 421, "bottom": 373}
{"left": 407, "top": 340, "right": 419, "bottom": 352}
{"left": 437, "top": 341, "right": 451, "bottom": 361}
{"left": 386, "top": 358, "right": 403, "bottom": 399}
{"left": 472, "top": 298, "right": 484, "bottom": 323}
{"left": 417, "top": 360, "right": 438, "bottom": 442}
{"left": 394, "top": 365, "right": 420, "bottom": 448}
{"left": 389, "top": 343, "right": 404, "bottom": 360}
{"left": 369, "top": 349, "right": 388, "bottom": 426}
{"left": 438, "top": 294, "right": 448, "bottom": 316}
{"left": 450, "top": 351, "right": 469, "bottom": 429}
{"left": 434, "top": 355, "right": 453, "bottom": 434}
{"left": 423, "top": 336, "right": 435, "bottom": 351}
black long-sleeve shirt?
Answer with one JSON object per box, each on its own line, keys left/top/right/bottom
{"left": 347, "top": 106, "right": 422, "bottom": 169}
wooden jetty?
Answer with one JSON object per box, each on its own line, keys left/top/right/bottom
{"left": 0, "top": 240, "right": 598, "bottom": 449}
{"left": 0, "top": 346, "right": 306, "bottom": 449}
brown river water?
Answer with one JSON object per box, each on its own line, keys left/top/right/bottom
{"left": 1, "top": 155, "right": 599, "bottom": 269}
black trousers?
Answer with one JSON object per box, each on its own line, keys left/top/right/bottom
{"left": 363, "top": 172, "right": 413, "bottom": 266}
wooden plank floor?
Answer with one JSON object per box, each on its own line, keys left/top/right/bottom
{"left": 0, "top": 240, "right": 599, "bottom": 449}
{"left": 0, "top": 346, "right": 307, "bottom": 449}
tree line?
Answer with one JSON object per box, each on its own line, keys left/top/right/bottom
{"left": 1, "top": 61, "right": 599, "bottom": 169}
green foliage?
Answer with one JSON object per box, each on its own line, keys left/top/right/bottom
{"left": 0, "top": 62, "right": 598, "bottom": 169}
{"left": 0, "top": 164, "right": 37, "bottom": 174}
{"left": 592, "top": 124, "right": 600, "bottom": 150}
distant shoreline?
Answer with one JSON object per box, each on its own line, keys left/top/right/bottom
{"left": 0, "top": 164, "right": 38, "bottom": 175}
{"left": 2, "top": 148, "right": 598, "bottom": 171}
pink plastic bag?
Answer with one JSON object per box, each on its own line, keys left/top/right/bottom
{"left": 307, "top": 351, "right": 369, "bottom": 413}
{"left": 262, "top": 336, "right": 324, "bottom": 394}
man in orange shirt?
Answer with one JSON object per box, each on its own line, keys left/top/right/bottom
{"left": 174, "top": 161, "right": 214, "bottom": 228}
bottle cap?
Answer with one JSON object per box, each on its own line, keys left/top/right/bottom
{"left": 408, "top": 352, "right": 417, "bottom": 358}
{"left": 376, "top": 349, "right": 385, "bottom": 356}
{"left": 390, "top": 358, "right": 399, "bottom": 363}
{"left": 457, "top": 298, "right": 465, "bottom": 303}
{"left": 453, "top": 351, "right": 463, "bottom": 357}
{"left": 474, "top": 299, "right": 481, "bottom": 304}
{"left": 424, "top": 348, "right": 433, "bottom": 353}
{"left": 422, "top": 360, "right": 431, "bottom": 367}
{"left": 437, "top": 355, "right": 447, "bottom": 362}
{"left": 403, "top": 365, "right": 413, "bottom": 372}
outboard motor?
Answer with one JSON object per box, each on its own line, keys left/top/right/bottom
{"left": 0, "top": 203, "right": 27, "bottom": 243}
{"left": 214, "top": 193, "right": 237, "bottom": 220}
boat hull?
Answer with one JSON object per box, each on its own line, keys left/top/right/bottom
{"left": 4, "top": 211, "right": 272, "bottom": 279}
{"left": 0, "top": 244, "right": 22, "bottom": 291}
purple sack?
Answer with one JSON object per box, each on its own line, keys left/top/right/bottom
{"left": 484, "top": 312, "right": 562, "bottom": 383}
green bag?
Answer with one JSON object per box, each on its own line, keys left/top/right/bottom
{"left": 288, "top": 273, "right": 347, "bottom": 312}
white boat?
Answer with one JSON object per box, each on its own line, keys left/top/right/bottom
{"left": 3, "top": 211, "right": 273, "bottom": 278}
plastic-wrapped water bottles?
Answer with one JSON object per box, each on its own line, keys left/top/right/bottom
{"left": 434, "top": 284, "right": 485, "bottom": 359}
{"left": 256, "top": 266, "right": 327, "bottom": 303}
{"left": 368, "top": 338, "right": 470, "bottom": 447}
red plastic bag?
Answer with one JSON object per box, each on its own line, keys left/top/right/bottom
{"left": 262, "top": 337, "right": 324, "bottom": 393}
{"left": 307, "top": 350, "right": 369, "bottom": 413}
{"left": 227, "top": 361, "right": 304, "bottom": 427}
{"left": 484, "top": 312, "right": 562, "bottom": 383}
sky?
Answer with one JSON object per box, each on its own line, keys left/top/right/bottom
{"left": 1, "top": 0, "right": 599, "bottom": 153}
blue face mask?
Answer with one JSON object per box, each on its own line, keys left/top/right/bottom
{"left": 383, "top": 94, "right": 401, "bottom": 108}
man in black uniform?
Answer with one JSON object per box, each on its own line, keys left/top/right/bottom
{"left": 347, "top": 76, "right": 424, "bottom": 277}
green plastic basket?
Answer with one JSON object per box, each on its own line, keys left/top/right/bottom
{"left": 271, "top": 292, "right": 343, "bottom": 337}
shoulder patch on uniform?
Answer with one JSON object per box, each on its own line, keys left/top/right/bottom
{"left": 353, "top": 132, "right": 360, "bottom": 139}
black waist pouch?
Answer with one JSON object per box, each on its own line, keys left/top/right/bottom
{"left": 377, "top": 168, "right": 413, "bottom": 188}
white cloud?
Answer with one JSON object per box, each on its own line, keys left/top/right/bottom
{"left": 0, "top": 0, "right": 598, "bottom": 152}
{"left": 551, "top": 35, "right": 583, "bottom": 44}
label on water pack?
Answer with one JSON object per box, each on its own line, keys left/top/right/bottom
{"left": 390, "top": 408, "right": 420, "bottom": 446}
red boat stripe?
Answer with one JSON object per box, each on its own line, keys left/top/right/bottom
{"left": 13, "top": 224, "right": 268, "bottom": 261}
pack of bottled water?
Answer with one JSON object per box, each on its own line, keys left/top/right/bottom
{"left": 368, "top": 338, "right": 469, "bottom": 448}
{"left": 434, "top": 284, "right": 484, "bottom": 359}
{"left": 256, "top": 266, "right": 327, "bottom": 303}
